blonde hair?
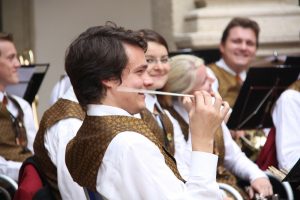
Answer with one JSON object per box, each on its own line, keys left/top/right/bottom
{"left": 165, "top": 54, "right": 204, "bottom": 94}
{"left": 159, "top": 54, "right": 204, "bottom": 107}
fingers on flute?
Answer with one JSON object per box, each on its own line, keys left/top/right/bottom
{"left": 220, "top": 101, "right": 230, "bottom": 118}
{"left": 211, "top": 91, "right": 223, "bottom": 109}
{"left": 193, "top": 91, "right": 205, "bottom": 107}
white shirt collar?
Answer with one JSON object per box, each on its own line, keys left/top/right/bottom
{"left": 145, "top": 94, "right": 163, "bottom": 113}
{"left": 216, "top": 58, "right": 247, "bottom": 81}
{"left": 145, "top": 94, "right": 156, "bottom": 112}
{"left": 86, "top": 104, "right": 134, "bottom": 117}
{"left": 0, "top": 91, "right": 4, "bottom": 102}
{"left": 0, "top": 91, "right": 7, "bottom": 102}
{"left": 61, "top": 87, "right": 78, "bottom": 103}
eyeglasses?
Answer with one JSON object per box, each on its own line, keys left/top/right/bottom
{"left": 146, "top": 56, "right": 170, "bottom": 65}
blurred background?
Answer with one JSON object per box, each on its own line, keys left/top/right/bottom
{"left": 1, "top": 0, "right": 300, "bottom": 120}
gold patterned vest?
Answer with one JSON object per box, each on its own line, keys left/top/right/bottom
{"left": 209, "top": 63, "right": 242, "bottom": 107}
{"left": 0, "top": 96, "right": 32, "bottom": 162}
{"left": 164, "top": 106, "right": 189, "bottom": 141}
{"left": 33, "top": 99, "right": 85, "bottom": 200}
{"left": 66, "top": 115, "right": 184, "bottom": 192}
{"left": 140, "top": 108, "right": 175, "bottom": 155}
{"left": 289, "top": 79, "right": 300, "bottom": 92}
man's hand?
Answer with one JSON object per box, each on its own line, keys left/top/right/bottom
{"left": 248, "top": 177, "right": 273, "bottom": 198}
{"left": 185, "top": 90, "right": 230, "bottom": 153}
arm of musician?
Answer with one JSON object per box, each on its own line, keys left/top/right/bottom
{"left": 44, "top": 118, "right": 86, "bottom": 200}
{"left": 0, "top": 156, "right": 22, "bottom": 181}
{"left": 272, "top": 89, "right": 300, "bottom": 171}
{"left": 221, "top": 123, "right": 273, "bottom": 197}
{"left": 22, "top": 99, "right": 37, "bottom": 153}
{"left": 222, "top": 123, "right": 266, "bottom": 180}
{"left": 188, "top": 91, "right": 229, "bottom": 153}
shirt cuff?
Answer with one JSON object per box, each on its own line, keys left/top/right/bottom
{"left": 190, "top": 151, "right": 218, "bottom": 180}
{"left": 249, "top": 169, "right": 268, "bottom": 183}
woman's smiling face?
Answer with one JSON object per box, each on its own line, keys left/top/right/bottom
{"left": 145, "top": 41, "right": 170, "bottom": 90}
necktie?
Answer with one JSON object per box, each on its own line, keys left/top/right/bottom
{"left": 1, "top": 95, "right": 9, "bottom": 116}
{"left": 236, "top": 74, "right": 243, "bottom": 85}
{"left": 140, "top": 106, "right": 175, "bottom": 155}
{"left": 153, "top": 105, "right": 175, "bottom": 155}
{"left": 5, "top": 95, "right": 29, "bottom": 151}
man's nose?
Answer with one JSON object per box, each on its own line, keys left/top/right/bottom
{"left": 14, "top": 57, "right": 21, "bottom": 68}
{"left": 143, "top": 73, "right": 154, "bottom": 87}
{"left": 240, "top": 41, "right": 248, "bottom": 50}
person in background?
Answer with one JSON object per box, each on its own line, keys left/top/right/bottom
{"left": 49, "top": 74, "right": 71, "bottom": 105}
{"left": 160, "top": 54, "right": 273, "bottom": 199}
{"left": 0, "top": 32, "right": 36, "bottom": 181}
{"left": 272, "top": 79, "right": 300, "bottom": 171}
{"left": 33, "top": 85, "right": 86, "bottom": 199}
{"left": 65, "top": 22, "right": 229, "bottom": 199}
{"left": 209, "top": 17, "right": 261, "bottom": 141}
{"left": 208, "top": 17, "right": 259, "bottom": 108}
{"left": 137, "top": 29, "right": 190, "bottom": 174}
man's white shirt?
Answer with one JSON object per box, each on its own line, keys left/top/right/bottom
{"left": 44, "top": 87, "right": 86, "bottom": 200}
{"left": 272, "top": 89, "right": 300, "bottom": 171}
{"left": 173, "top": 99, "right": 267, "bottom": 183}
{"left": 0, "top": 92, "right": 36, "bottom": 181}
{"left": 86, "top": 104, "right": 222, "bottom": 200}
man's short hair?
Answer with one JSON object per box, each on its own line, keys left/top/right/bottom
{"left": 221, "top": 17, "right": 260, "bottom": 47}
{"left": 0, "top": 32, "right": 14, "bottom": 56}
{"left": 65, "top": 22, "right": 147, "bottom": 109}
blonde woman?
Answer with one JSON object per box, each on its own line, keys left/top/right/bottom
{"left": 160, "top": 54, "right": 273, "bottom": 199}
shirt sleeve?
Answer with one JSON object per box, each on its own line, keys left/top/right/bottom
{"left": 272, "top": 90, "right": 300, "bottom": 170}
{"left": 44, "top": 118, "right": 86, "bottom": 200}
{"left": 0, "top": 156, "right": 22, "bottom": 181}
{"left": 97, "top": 132, "right": 223, "bottom": 200}
{"left": 222, "top": 123, "right": 266, "bottom": 182}
{"left": 20, "top": 98, "right": 37, "bottom": 153}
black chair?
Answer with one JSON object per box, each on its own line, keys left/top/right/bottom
{"left": 0, "top": 174, "right": 18, "bottom": 200}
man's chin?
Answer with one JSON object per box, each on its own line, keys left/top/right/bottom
{"left": 130, "top": 105, "right": 146, "bottom": 115}
{"left": 8, "top": 79, "right": 19, "bottom": 85}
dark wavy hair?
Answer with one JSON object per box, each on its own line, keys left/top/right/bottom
{"left": 221, "top": 17, "right": 260, "bottom": 47}
{"left": 139, "top": 29, "right": 169, "bottom": 53}
{"left": 65, "top": 22, "right": 147, "bottom": 109}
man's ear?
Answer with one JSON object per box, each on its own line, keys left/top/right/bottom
{"left": 219, "top": 43, "right": 225, "bottom": 54}
{"left": 102, "top": 78, "right": 120, "bottom": 88}
{"left": 102, "top": 79, "right": 116, "bottom": 88}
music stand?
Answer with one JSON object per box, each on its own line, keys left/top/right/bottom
{"left": 6, "top": 64, "right": 49, "bottom": 104}
{"left": 284, "top": 56, "right": 300, "bottom": 66}
{"left": 283, "top": 158, "right": 300, "bottom": 183}
{"left": 227, "top": 66, "right": 300, "bottom": 130}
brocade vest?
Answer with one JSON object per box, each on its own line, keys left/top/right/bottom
{"left": 66, "top": 115, "right": 184, "bottom": 192}
{"left": 140, "top": 108, "right": 175, "bottom": 155}
{"left": 209, "top": 63, "right": 242, "bottom": 107}
{"left": 33, "top": 99, "right": 85, "bottom": 200}
{"left": 289, "top": 79, "right": 300, "bottom": 92}
{"left": 0, "top": 95, "right": 32, "bottom": 162}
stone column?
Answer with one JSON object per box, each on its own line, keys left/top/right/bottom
{"left": 1, "top": 0, "right": 34, "bottom": 53}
